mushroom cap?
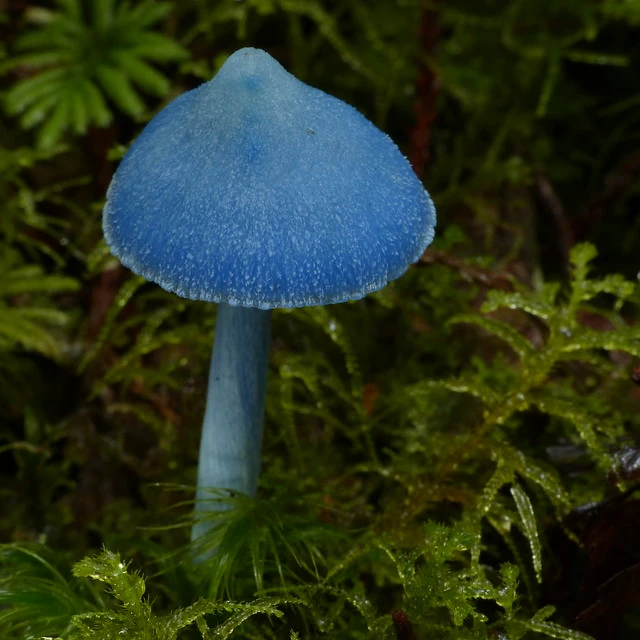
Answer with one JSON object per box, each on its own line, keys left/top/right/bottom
{"left": 103, "top": 48, "right": 436, "bottom": 309}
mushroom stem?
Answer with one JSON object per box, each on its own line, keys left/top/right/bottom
{"left": 192, "top": 303, "right": 272, "bottom": 541}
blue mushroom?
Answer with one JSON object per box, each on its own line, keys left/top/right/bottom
{"left": 103, "top": 47, "right": 436, "bottom": 541}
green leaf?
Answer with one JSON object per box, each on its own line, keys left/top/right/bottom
{"left": 117, "top": 0, "right": 173, "bottom": 29}
{"left": 439, "top": 376, "right": 501, "bottom": 407}
{"left": 561, "top": 326, "right": 640, "bottom": 358}
{"left": 82, "top": 79, "right": 113, "bottom": 126}
{"left": 94, "top": 64, "right": 145, "bottom": 116}
{"left": 482, "top": 288, "right": 557, "bottom": 320}
{"left": 569, "top": 242, "right": 597, "bottom": 284}
{"left": 0, "top": 309, "right": 67, "bottom": 358}
{"left": 5, "top": 69, "right": 69, "bottom": 114}
{"left": 0, "top": 250, "right": 78, "bottom": 359}
{"left": 0, "top": 263, "right": 76, "bottom": 295}
{"left": 526, "top": 611, "right": 594, "bottom": 640}
{"left": 73, "top": 549, "right": 147, "bottom": 613}
{"left": 37, "top": 99, "right": 69, "bottom": 148}
{"left": 56, "top": 0, "right": 83, "bottom": 22}
{"left": 532, "top": 394, "right": 615, "bottom": 470}
{"left": 451, "top": 313, "right": 535, "bottom": 359}
{"left": 517, "top": 455, "right": 571, "bottom": 513}
{"left": 204, "top": 598, "right": 285, "bottom": 639}
{"left": 90, "top": 0, "right": 116, "bottom": 31}
{"left": 476, "top": 459, "right": 515, "bottom": 517}
{"left": 112, "top": 52, "right": 170, "bottom": 95}
{"left": 510, "top": 483, "right": 543, "bottom": 582}
{"left": 3, "top": 49, "right": 76, "bottom": 68}
{"left": 19, "top": 92, "right": 61, "bottom": 128}
{"left": 128, "top": 32, "right": 189, "bottom": 62}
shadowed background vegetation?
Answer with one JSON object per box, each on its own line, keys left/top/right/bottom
{"left": 1, "top": 0, "right": 639, "bottom": 638}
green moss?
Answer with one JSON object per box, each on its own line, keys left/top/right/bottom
{"left": 1, "top": 0, "right": 639, "bottom": 637}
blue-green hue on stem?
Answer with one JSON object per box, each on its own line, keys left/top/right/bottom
{"left": 191, "top": 303, "right": 271, "bottom": 541}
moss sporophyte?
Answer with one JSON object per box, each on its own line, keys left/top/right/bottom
{"left": 102, "top": 47, "right": 436, "bottom": 542}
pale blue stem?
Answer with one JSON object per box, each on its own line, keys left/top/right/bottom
{"left": 192, "top": 303, "right": 271, "bottom": 541}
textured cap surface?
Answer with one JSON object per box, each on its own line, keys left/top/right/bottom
{"left": 103, "top": 47, "right": 436, "bottom": 309}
